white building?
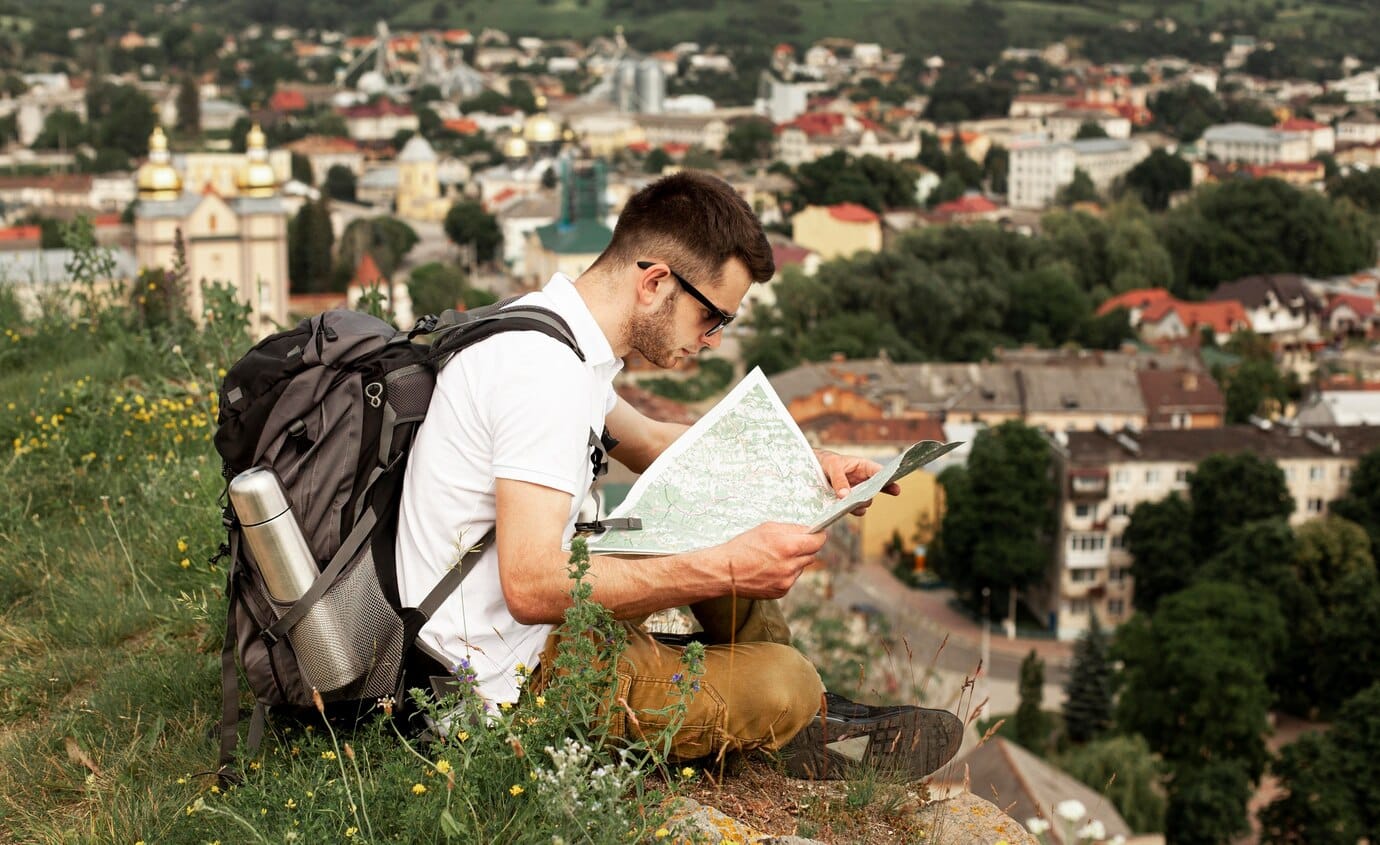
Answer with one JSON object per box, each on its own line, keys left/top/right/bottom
{"left": 1201, "top": 122, "right": 1312, "bottom": 165}
{"left": 1337, "top": 110, "right": 1380, "bottom": 147}
{"left": 1007, "top": 136, "right": 1150, "bottom": 209}
{"left": 1044, "top": 108, "right": 1131, "bottom": 141}
{"left": 1328, "top": 71, "right": 1380, "bottom": 104}
{"left": 1046, "top": 424, "right": 1380, "bottom": 640}
{"left": 759, "top": 76, "right": 811, "bottom": 124}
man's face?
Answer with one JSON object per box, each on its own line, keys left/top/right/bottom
{"left": 629, "top": 259, "right": 752, "bottom": 369}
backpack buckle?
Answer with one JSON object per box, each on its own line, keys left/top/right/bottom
{"left": 575, "top": 517, "right": 642, "bottom": 533}
{"left": 259, "top": 629, "right": 279, "bottom": 646}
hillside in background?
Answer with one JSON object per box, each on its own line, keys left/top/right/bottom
{"left": 0, "top": 0, "right": 1376, "bottom": 66}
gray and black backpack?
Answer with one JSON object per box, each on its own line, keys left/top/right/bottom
{"left": 211, "top": 301, "right": 611, "bottom": 781}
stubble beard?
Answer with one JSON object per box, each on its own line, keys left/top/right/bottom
{"left": 627, "top": 292, "right": 681, "bottom": 369}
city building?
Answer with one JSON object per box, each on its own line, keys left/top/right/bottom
{"left": 523, "top": 156, "right": 612, "bottom": 284}
{"left": 393, "top": 135, "right": 451, "bottom": 222}
{"left": 790, "top": 202, "right": 882, "bottom": 260}
{"left": 133, "top": 125, "right": 289, "bottom": 336}
{"left": 1044, "top": 423, "right": 1380, "bottom": 639}
{"left": 1007, "top": 136, "right": 1149, "bottom": 209}
{"left": 1337, "top": 109, "right": 1380, "bottom": 147}
{"left": 1200, "top": 122, "right": 1311, "bottom": 165}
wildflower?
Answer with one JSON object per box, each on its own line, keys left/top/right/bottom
{"left": 284, "top": 798, "right": 297, "bottom": 809}
{"left": 177, "top": 538, "right": 188, "bottom": 553}
{"left": 655, "top": 830, "right": 671, "bottom": 839}
{"left": 209, "top": 785, "right": 220, "bottom": 794}
{"left": 249, "top": 761, "right": 261, "bottom": 771}
{"left": 1056, "top": 799, "right": 1086, "bottom": 822}
{"left": 1025, "top": 817, "right": 1050, "bottom": 835}
{"left": 509, "top": 784, "right": 524, "bottom": 796}
{"left": 500, "top": 701, "right": 513, "bottom": 711}
{"left": 456, "top": 730, "right": 469, "bottom": 742}
{"left": 180, "top": 558, "right": 190, "bottom": 569}
{"left": 176, "top": 777, "right": 186, "bottom": 784}
{"left": 345, "top": 828, "right": 358, "bottom": 838}
{"left": 535, "top": 695, "right": 546, "bottom": 708}
{"left": 412, "top": 783, "right": 427, "bottom": 795}
{"left": 1077, "top": 819, "right": 1107, "bottom": 841}
{"left": 435, "top": 759, "right": 451, "bottom": 774}
{"left": 321, "top": 751, "right": 337, "bottom": 761}
{"left": 680, "top": 766, "right": 696, "bottom": 779}
{"left": 515, "top": 661, "right": 528, "bottom": 676}
{"left": 671, "top": 673, "right": 683, "bottom": 683}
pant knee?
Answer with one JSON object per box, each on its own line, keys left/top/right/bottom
{"left": 761, "top": 645, "right": 824, "bottom": 741}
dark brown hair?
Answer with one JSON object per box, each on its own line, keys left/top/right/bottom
{"left": 593, "top": 170, "right": 774, "bottom": 289}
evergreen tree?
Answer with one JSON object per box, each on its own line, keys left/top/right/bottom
{"left": 288, "top": 199, "right": 335, "bottom": 293}
{"left": 175, "top": 74, "right": 200, "bottom": 136}
{"left": 1062, "top": 613, "right": 1113, "bottom": 744}
{"left": 1013, "top": 649, "right": 1048, "bottom": 753}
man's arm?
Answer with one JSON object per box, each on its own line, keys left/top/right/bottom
{"left": 604, "top": 396, "right": 688, "bottom": 474}
{"left": 494, "top": 477, "right": 826, "bottom": 624}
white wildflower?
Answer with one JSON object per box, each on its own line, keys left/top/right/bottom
{"left": 1056, "top": 799, "right": 1087, "bottom": 822}
{"left": 1077, "top": 819, "right": 1107, "bottom": 841}
{"left": 1026, "top": 817, "right": 1051, "bottom": 835}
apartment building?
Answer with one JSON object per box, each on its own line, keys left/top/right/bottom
{"left": 1008, "top": 136, "right": 1149, "bottom": 209}
{"left": 1043, "top": 423, "right": 1380, "bottom": 640}
{"left": 1200, "top": 122, "right": 1311, "bottom": 165}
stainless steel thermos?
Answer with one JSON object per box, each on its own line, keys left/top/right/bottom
{"left": 227, "top": 467, "right": 360, "bottom": 693}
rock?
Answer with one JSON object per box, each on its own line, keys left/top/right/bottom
{"left": 912, "top": 792, "right": 1039, "bottom": 845}
{"left": 666, "top": 797, "right": 827, "bottom": 845}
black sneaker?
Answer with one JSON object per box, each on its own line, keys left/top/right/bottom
{"left": 777, "top": 692, "right": 962, "bottom": 781}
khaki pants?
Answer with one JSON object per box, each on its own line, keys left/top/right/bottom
{"left": 534, "top": 596, "right": 824, "bottom": 761}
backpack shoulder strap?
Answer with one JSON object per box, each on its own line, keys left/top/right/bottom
{"left": 426, "top": 304, "right": 585, "bottom": 368}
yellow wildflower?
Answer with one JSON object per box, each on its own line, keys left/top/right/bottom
{"left": 177, "top": 538, "right": 188, "bottom": 553}
{"left": 411, "top": 783, "right": 427, "bottom": 795}
{"left": 180, "top": 558, "right": 190, "bottom": 569}
{"left": 284, "top": 798, "right": 297, "bottom": 809}
{"left": 500, "top": 701, "right": 512, "bottom": 711}
{"left": 509, "top": 784, "right": 524, "bottom": 796}
{"left": 456, "top": 731, "right": 469, "bottom": 742}
{"left": 321, "top": 751, "right": 337, "bottom": 760}
{"left": 655, "top": 830, "right": 670, "bottom": 839}
{"left": 435, "top": 759, "right": 451, "bottom": 774}
{"left": 681, "top": 766, "right": 696, "bottom": 778}
{"left": 535, "top": 695, "right": 546, "bottom": 708}
{"left": 345, "top": 828, "right": 358, "bottom": 838}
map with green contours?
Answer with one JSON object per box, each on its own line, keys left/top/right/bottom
{"left": 587, "top": 367, "right": 961, "bottom": 556}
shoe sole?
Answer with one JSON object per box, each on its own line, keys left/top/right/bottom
{"left": 780, "top": 706, "right": 962, "bottom": 781}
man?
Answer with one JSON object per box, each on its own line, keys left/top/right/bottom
{"left": 396, "top": 171, "right": 960, "bottom": 779}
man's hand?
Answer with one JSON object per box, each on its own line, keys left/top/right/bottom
{"left": 716, "top": 523, "right": 828, "bottom": 599}
{"left": 815, "top": 449, "right": 901, "bottom": 516}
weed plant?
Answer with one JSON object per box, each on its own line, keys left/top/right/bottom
{"left": 0, "top": 225, "right": 705, "bottom": 843}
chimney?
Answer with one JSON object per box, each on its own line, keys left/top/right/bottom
{"left": 1182, "top": 371, "right": 1198, "bottom": 391}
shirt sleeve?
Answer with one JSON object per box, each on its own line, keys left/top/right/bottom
{"left": 481, "top": 335, "right": 594, "bottom": 497}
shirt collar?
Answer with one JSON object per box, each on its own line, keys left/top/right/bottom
{"left": 540, "top": 273, "right": 621, "bottom": 373}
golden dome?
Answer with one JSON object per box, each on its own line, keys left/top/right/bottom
{"left": 502, "top": 133, "right": 529, "bottom": 159}
{"left": 136, "top": 126, "right": 183, "bottom": 200}
{"left": 236, "top": 123, "right": 277, "bottom": 198}
{"left": 522, "top": 112, "right": 560, "bottom": 144}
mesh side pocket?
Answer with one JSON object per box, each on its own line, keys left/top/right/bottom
{"left": 387, "top": 365, "right": 434, "bottom": 419}
{"left": 285, "top": 544, "right": 406, "bottom": 700}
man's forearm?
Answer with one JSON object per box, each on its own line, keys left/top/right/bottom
{"left": 613, "top": 420, "right": 688, "bottom": 474}
{"left": 512, "top": 546, "right": 726, "bottom": 624}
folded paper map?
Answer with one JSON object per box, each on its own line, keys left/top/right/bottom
{"left": 587, "top": 367, "right": 961, "bottom": 556}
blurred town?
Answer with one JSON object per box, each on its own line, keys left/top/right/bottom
{"left": 3, "top": 2, "right": 1380, "bottom": 841}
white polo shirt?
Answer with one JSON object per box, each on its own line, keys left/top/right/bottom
{"left": 395, "top": 274, "right": 622, "bottom": 703}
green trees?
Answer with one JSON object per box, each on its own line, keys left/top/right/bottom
{"left": 1123, "top": 149, "right": 1192, "bottom": 212}
{"left": 287, "top": 199, "right": 335, "bottom": 293}
{"left": 723, "top": 118, "right": 773, "bottom": 163}
{"left": 1013, "top": 650, "right": 1048, "bottom": 752}
{"left": 323, "top": 165, "right": 357, "bottom": 203}
{"left": 1188, "top": 452, "right": 1294, "bottom": 554}
{"left": 175, "top": 74, "right": 201, "bottom": 136}
{"left": 1055, "top": 168, "right": 1098, "bottom": 206}
{"left": 1261, "top": 683, "right": 1380, "bottom": 843}
{"left": 336, "top": 217, "right": 417, "bottom": 283}
{"left": 1062, "top": 614, "right": 1113, "bottom": 744}
{"left": 793, "top": 151, "right": 919, "bottom": 213}
{"left": 1056, "top": 735, "right": 1165, "bottom": 834}
{"left": 1330, "top": 447, "right": 1380, "bottom": 548}
{"left": 1123, "top": 494, "right": 1193, "bottom": 613}
{"left": 931, "top": 421, "right": 1056, "bottom": 607}
{"left": 1115, "top": 581, "right": 1287, "bottom": 845}
{"left": 443, "top": 200, "right": 503, "bottom": 265}
{"left": 1161, "top": 179, "right": 1377, "bottom": 297}
{"left": 407, "top": 262, "right": 466, "bottom": 316}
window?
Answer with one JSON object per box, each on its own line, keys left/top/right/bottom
{"left": 1111, "top": 533, "right": 1126, "bottom": 549}
{"left": 1069, "top": 598, "right": 1090, "bottom": 615}
{"left": 1068, "top": 534, "right": 1107, "bottom": 552}
{"left": 1107, "top": 599, "right": 1125, "bottom": 616}
{"left": 1109, "top": 566, "right": 1130, "bottom": 583}
{"left": 1175, "top": 469, "right": 1190, "bottom": 484}
{"left": 1341, "top": 465, "right": 1352, "bottom": 480}
{"left": 1111, "top": 502, "right": 1129, "bottom": 517}
{"left": 1071, "top": 568, "right": 1098, "bottom": 583}
{"left": 1286, "top": 466, "right": 1298, "bottom": 480}
{"left": 1113, "top": 469, "right": 1130, "bottom": 486}
{"left": 1145, "top": 469, "right": 1160, "bottom": 484}
{"left": 1307, "top": 497, "right": 1325, "bottom": 514}
{"left": 1310, "top": 465, "right": 1324, "bottom": 481}
{"left": 1074, "top": 504, "right": 1092, "bottom": 519}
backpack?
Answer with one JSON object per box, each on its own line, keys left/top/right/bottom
{"left": 211, "top": 300, "right": 608, "bottom": 781}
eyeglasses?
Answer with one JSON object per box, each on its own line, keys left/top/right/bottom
{"left": 636, "top": 260, "right": 736, "bottom": 337}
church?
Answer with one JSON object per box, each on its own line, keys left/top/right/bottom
{"left": 133, "top": 124, "right": 290, "bottom": 337}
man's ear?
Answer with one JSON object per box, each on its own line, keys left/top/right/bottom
{"left": 634, "top": 262, "right": 670, "bottom": 308}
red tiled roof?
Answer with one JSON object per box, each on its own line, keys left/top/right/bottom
{"left": 626, "top": 140, "right": 651, "bottom": 153}
{"left": 1096, "top": 287, "right": 1173, "bottom": 317}
{"left": 442, "top": 117, "right": 480, "bottom": 135}
{"left": 804, "top": 416, "right": 947, "bottom": 447}
{"left": 1277, "top": 118, "right": 1328, "bottom": 132}
{"left": 1325, "top": 292, "right": 1376, "bottom": 319}
{"left": 827, "top": 202, "right": 879, "bottom": 223}
{"left": 270, "top": 90, "right": 308, "bottom": 112}
{"left": 615, "top": 384, "right": 698, "bottom": 426}
{"left": 442, "top": 29, "right": 472, "bottom": 43}
{"left": 933, "top": 195, "right": 1000, "bottom": 216}
{"left": 662, "top": 142, "right": 690, "bottom": 156}
{"left": 772, "top": 243, "right": 814, "bottom": 267}
{"left": 1137, "top": 368, "right": 1225, "bottom": 415}
{"left": 351, "top": 253, "right": 386, "bottom": 288}
{"left": 0, "top": 225, "right": 40, "bottom": 241}
{"left": 1142, "top": 298, "right": 1249, "bottom": 335}
{"left": 340, "top": 99, "right": 414, "bottom": 119}
{"left": 286, "top": 135, "right": 361, "bottom": 155}
{"left": 1244, "top": 161, "right": 1325, "bottom": 176}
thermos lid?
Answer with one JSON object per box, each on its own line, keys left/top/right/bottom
{"left": 227, "top": 466, "right": 292, "bottom": 526}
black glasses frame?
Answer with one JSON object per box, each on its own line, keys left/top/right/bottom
{"left": 636, "top": 260, "right": 736, "bottom": 337}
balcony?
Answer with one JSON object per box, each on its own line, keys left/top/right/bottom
{"left": 1068, "top": 468, "right": 1109, "bottom": 501}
